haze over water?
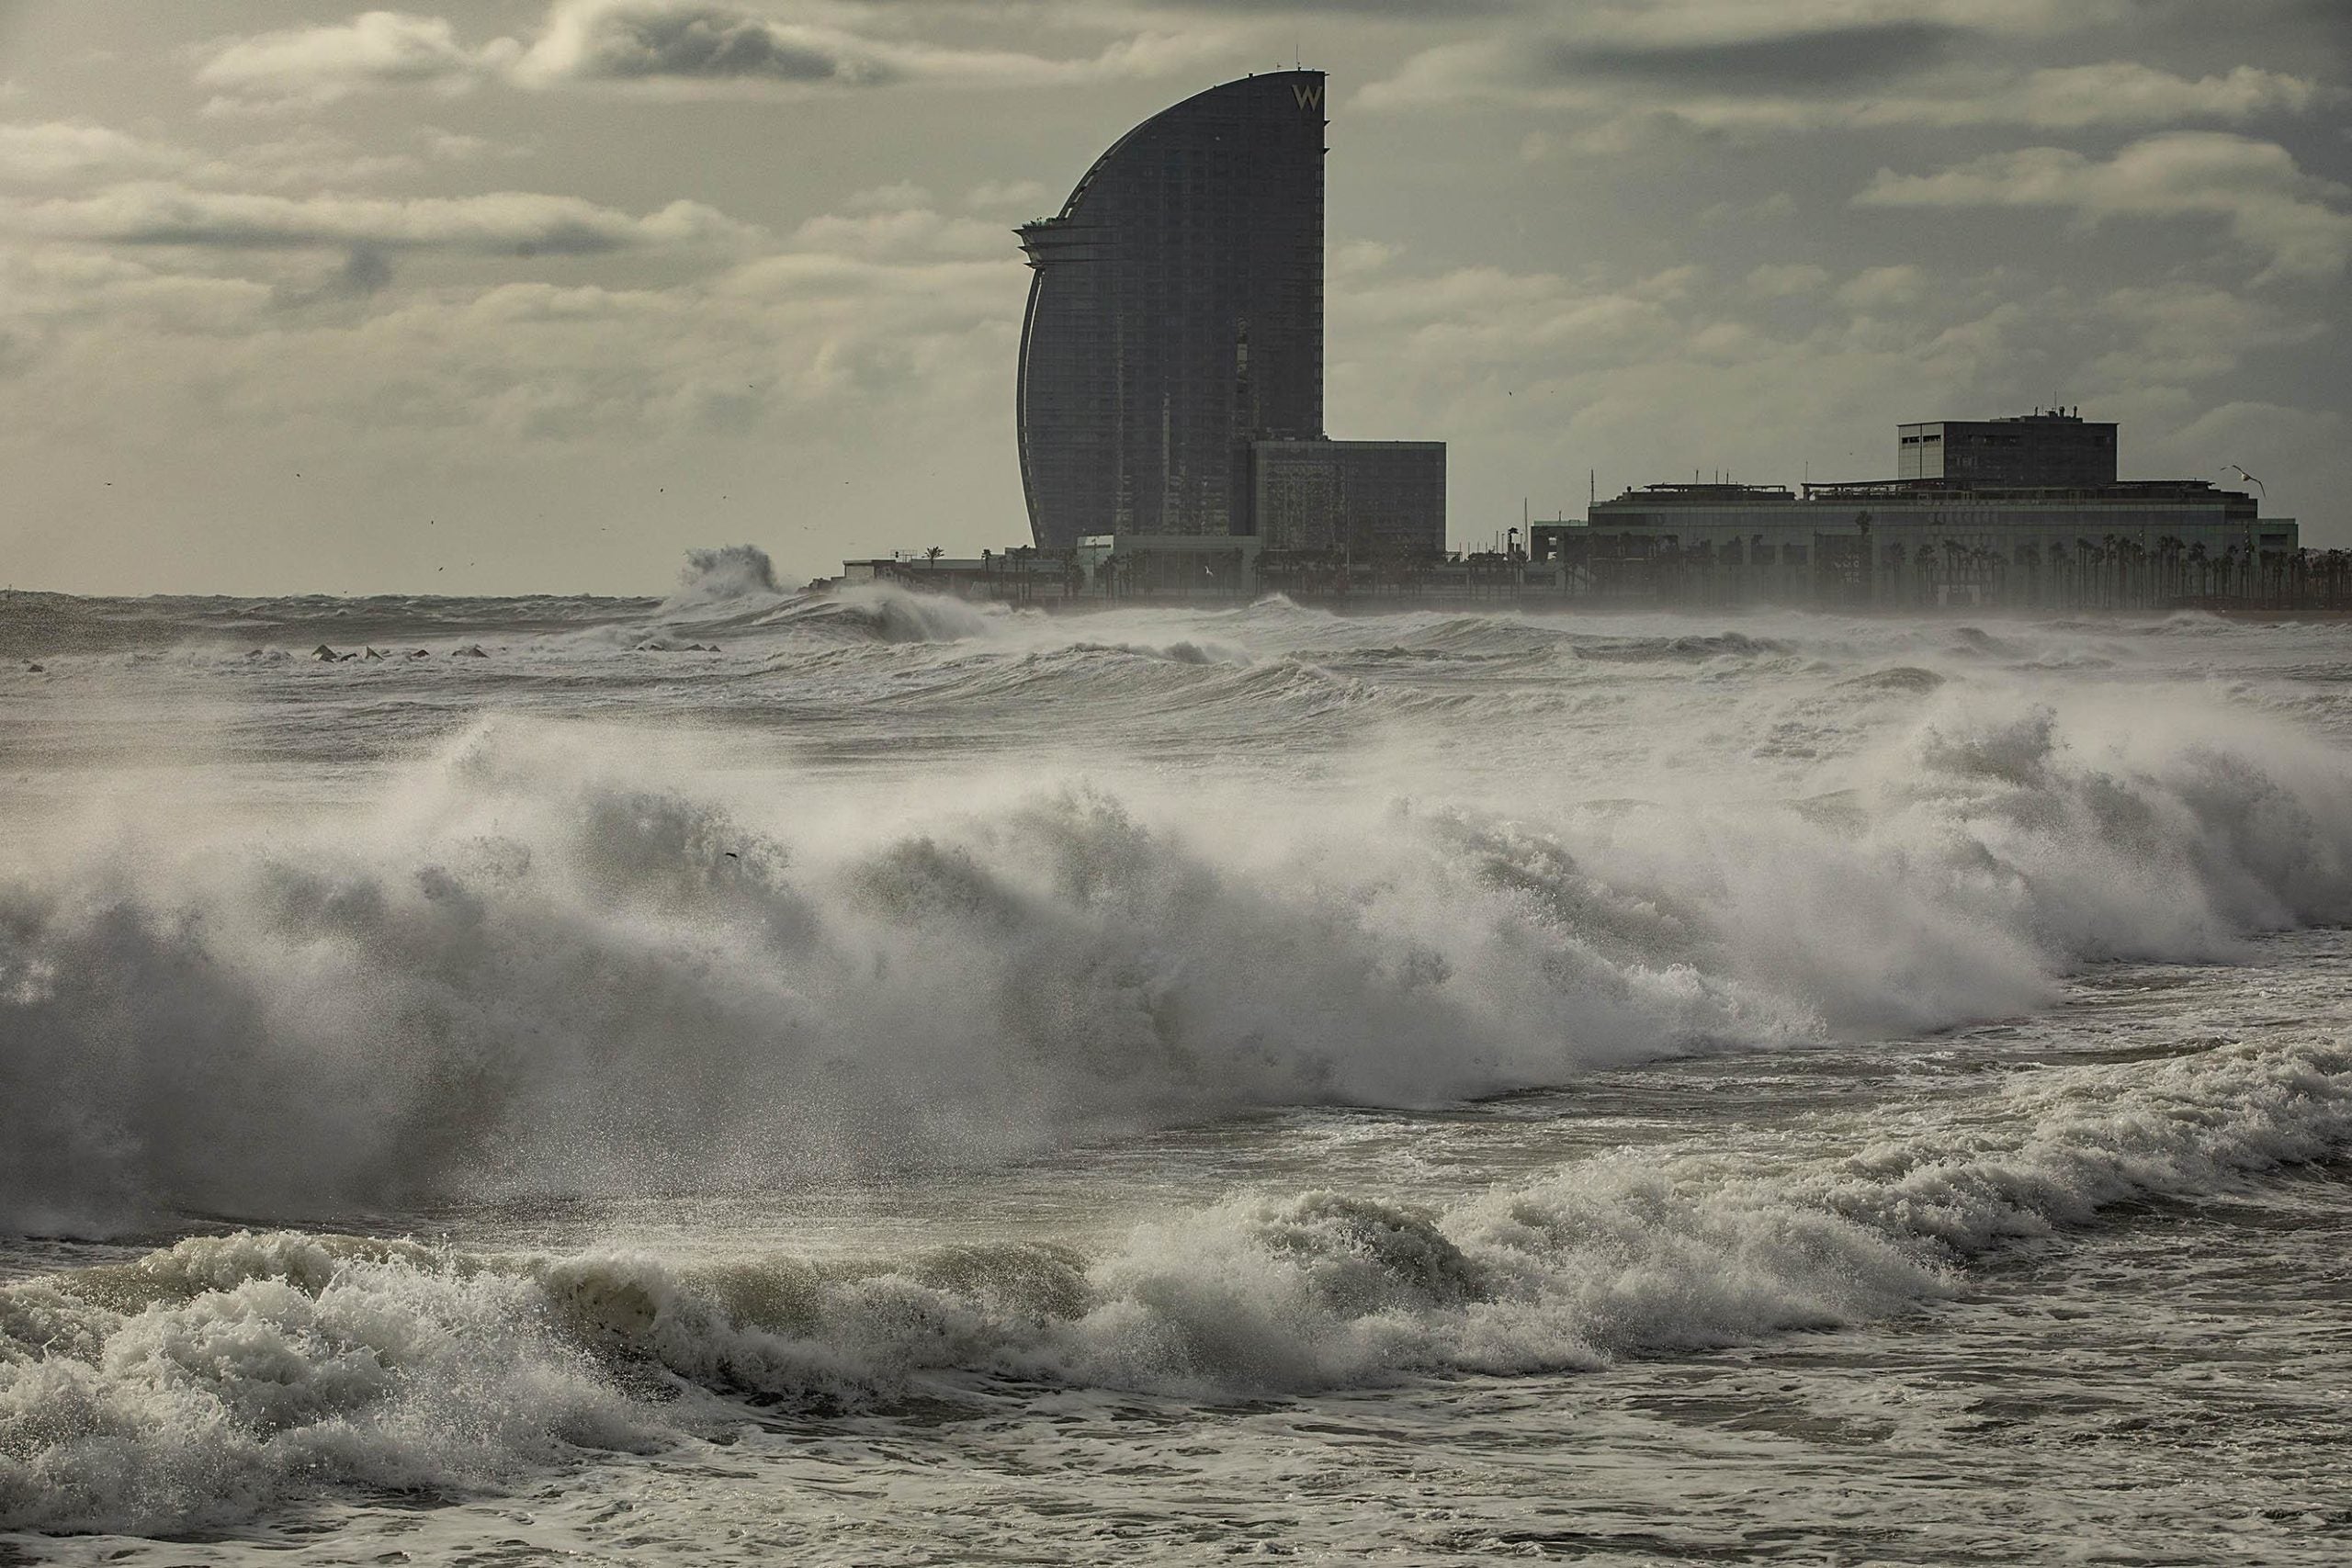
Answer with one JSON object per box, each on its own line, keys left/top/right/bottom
{"left": 5, "top": 555, "right": 2352, "bottom": 1564}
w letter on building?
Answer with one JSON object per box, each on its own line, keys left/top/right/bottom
{"left": 1293, "top": 82, "right": 1322, "bottom": 110}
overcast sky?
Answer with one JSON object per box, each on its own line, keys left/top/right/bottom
{"left": 2, "top": 0, "right": 2346, "bottom": 594}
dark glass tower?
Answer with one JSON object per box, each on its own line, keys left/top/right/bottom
{"left": 1017, "top": 71, "right": 1327, "bottom": 550}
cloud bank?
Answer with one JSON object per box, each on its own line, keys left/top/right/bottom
{"left": 195, "top": 2, "right": 1227, "bottom": 109}
{"left": 8, "top": 185, "right": 754, "bottom": 257}
{"left": 1860, "top": 132, "right": 2352, "bottom": 281}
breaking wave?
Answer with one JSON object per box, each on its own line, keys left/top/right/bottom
{"left": 665, "top": 545, "right": 782, "bottom": 607}
{"left": 5, "top": 683, "right": 2352, "bottom": 1239}
{"left": 5, "top": 1037, "right": 2346, "bottom": 1534}
{"left": 776, "top": 582, "right": 1008, "bottom": 643}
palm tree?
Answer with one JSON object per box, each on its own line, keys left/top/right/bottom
{"left": 2012, "top": 540, "right": 2039, "bottom": 608}
{"left": 924, "top": 546, "right": 944, "bottom": 565}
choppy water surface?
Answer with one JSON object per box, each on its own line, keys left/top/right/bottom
{"left": 5, "top": 559, "right": 2352, "bottom": 1563}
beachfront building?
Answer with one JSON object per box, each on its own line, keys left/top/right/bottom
{"left": 1014, "top": 71, "right": 1443, "bottom": 557}
{"left": 1532, "top": 415, "right": 2297, "bottom": 608}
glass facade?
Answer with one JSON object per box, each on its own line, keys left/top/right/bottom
{"left": 1896, "top": 413, "right": 2118, "bottom": 487}
{"left": 1250, "top": 439, "right": 1446, "bottom": 559}
{"left": 1537, "top": 478, "right": 2300, "bottom": 609}
{"left": 1016, "top": 72, "right": 1328, "bottom": 550}
{"left": 1587, "top": 484, "right": 2285, "bottom": 559}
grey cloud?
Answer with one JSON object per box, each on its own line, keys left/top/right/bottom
{"left": 1365, "top": 28, "right": 2320, "bottom": 134}
{"left": 516, "top": 2, "right": 1225, "bottom": 92}
{"left": 0, "top": 122, "right": 189, "bottom": 181}
{"left": 340, "top": 244, "right": 395, "bottom": 293}
{"left": 526, "top": 3, "right": 897, "bottom": 85}
{"left": 195, "top": 11, "right": 517, "bottom": 106}
{"left": 1858, "top": 132, "right": 2352, "bottom": 282}
{"left": 194, "top": 3, "right": 1212, "bottom": 104}
{"left": 1158, "top": 0, "right": 1519, "bottom": 13}
{"left": 271, "top": 245, "right": 396, "bottom": 310}
{"left": 2136, "top": 0, "right": 2351, "bottom": 54}
{"left": 10, "top": 185, "right": 756, "bottom": 258}
{"left": 1555, "top": 22, "right": 1963, "bottom": 92}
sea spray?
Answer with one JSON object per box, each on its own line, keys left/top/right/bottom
{"left": 0, "top": 1233, "right": 654, "bottom": 1534}
{"left": 6, "top": 680, "right": 2352, "bottom": 1235}
{"left": 5, "top": 1036, "right": 2347, "bottom": 1535}
{"left": 667, "top": 545, "right": 782, "bottom": 606}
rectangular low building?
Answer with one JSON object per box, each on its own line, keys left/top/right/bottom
{"left": 1575, "top": 480, "right": 2288, "bottom": 558}
{"left": 1531, "top": 411, "right": 2296, "bottom": 608}
{"left": 1249, "top": 439, "right": 1446, "bottom": 561}
{"left": 1533, "top": 479, "right": 2294, "bottom": 607}
{"left": 1896, "top": 409, "right": 2117, "bottom": 487}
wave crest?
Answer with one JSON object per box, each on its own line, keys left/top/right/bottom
{"left": 668, "top": 545, "right": 780, "bottom": 606}
{"left": 6, "top": 1038, "right": 2346, "bottom": 1534}
{"left": 6, "top": 687, "right": 2352, "bottom": 1235}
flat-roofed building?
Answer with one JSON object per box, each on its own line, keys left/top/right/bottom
{"left": 1559, "top": 479, "right": 2289, "bottom": 563}
{"left": 1250, "top": 439, "right": 1446, "bottom": 560}
{"left": 1532, "top": 413, "right": 2296, "bottom": 607}
{"left": 1897, "top": 409, "right": 2117, "bottom": 487}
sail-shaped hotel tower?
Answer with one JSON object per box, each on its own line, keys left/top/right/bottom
{"left": 1016, "top": 72, "right": 1442, "bottom": 558}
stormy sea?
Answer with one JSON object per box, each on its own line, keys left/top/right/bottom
{"left": 4, "top": 547, "right": 2351, "bottom": 1565}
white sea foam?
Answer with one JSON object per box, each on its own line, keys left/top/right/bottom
{"left": 4, "top": 1037, "right": 2345, "bottom": 1535}
{"left": 0, "top": 1232, "right": 652, "bottom": 1534}
{"left": 4, "top": 669, "right": 2352, "bottom": 1236}
{"left": 10, "top": 588, "right": 2352, "bottom": 1547}
{"left": 665, "top": 545, "right": 783, "bottom": 607}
